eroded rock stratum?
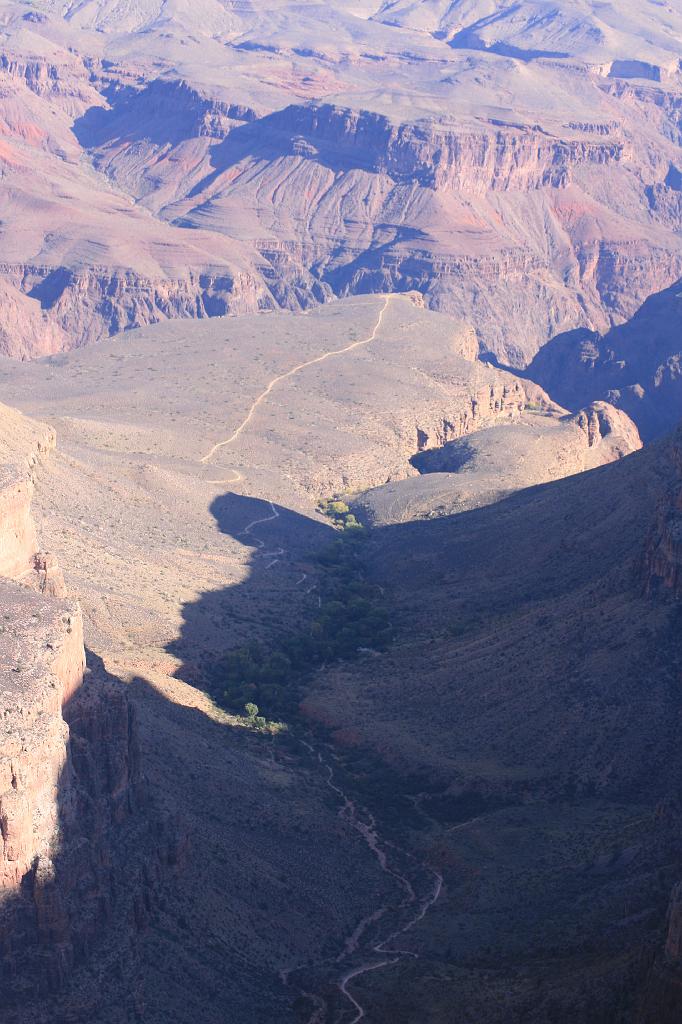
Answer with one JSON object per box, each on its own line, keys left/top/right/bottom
{"left": 0, "top": 404, "right": 160, "bottom": 1018}
{"left": 1, "top": 0, "right": 682, "bottom": 361}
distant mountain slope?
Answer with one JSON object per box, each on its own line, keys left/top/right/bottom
{"left": 374, "top": 0, "right": 682, "bottom": 68}
{"left": 525, "top": 279, "right": 682, "bottom": 440}
{"left": 0, "top": 0, "right": 681, "bottom": 361}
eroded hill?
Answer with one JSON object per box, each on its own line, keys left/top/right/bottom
{"left": 0, "top": 0, "right": 681, "bottom": 361}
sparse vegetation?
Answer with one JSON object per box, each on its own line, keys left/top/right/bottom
{"left": 240, "top": 701, "right": 287, "bottom": 734}
{"left": 214, "top": 497, "right": 392, "bottom": 717}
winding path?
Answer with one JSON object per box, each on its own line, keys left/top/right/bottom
{"left": 199, "top": 296, "right": 392, "bottom": 466}
{"left": 295, "top": 741, "right": 443, "bottom": 1024}
{"left": 194, "top": 294, "right": 443, "bottom": 1019}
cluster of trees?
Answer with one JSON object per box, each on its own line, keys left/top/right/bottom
{"left": 215, "top": 517, "right": 392, "bottom": 716}
{"left": 317, "top": 498, "right": 362, "bottom": 531}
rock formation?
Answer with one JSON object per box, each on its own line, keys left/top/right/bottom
{"left": 0, "top": 1, "right": 682, "bottom": 360}
{"left": 568, "top": 400, "right": 643, "bottom": 461}
{"left": 525, "top": 278, "right": 682, "bottom": 440}
{"left": 0, "top": 403, "right": 160, "bottom": 1019}
{"left": 354, "top": 399, "right": 642, "bottom": 525}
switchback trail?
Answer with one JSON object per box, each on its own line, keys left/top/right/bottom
{"left": 199, "top": 296, "right": 392, "bottom": 466}
{"left": 193, "top": 293, "right": 443, "bottom": 1018}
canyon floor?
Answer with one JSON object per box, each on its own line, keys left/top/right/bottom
{"left": 0, "top": 0, "right": 681, "bottom": 1018}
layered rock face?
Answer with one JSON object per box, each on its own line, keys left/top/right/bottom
{"left": 0, "top": 1, "right": 681, "bottom": 360}
{"left": 525, "top": 279, "right": 682, "bottom": 441}
{"left": 0, "top": 404, "right": 156, "bottom": 1017}
{"left": 232, "top": 103, "right": 627, "bottom": 192}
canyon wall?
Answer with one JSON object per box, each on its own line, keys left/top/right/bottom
{"left": 237, "top": 103, "right": 628, "bottom": 192}
{"left": 2, "top": 17, "right": 682, "bottom": 363}
{"left": 0, "top": 403, "right": 163, "bottom": 1019}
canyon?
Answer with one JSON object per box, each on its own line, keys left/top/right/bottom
{"left": 0, "top": 1, "right": 681, "bottom": 1021}
{"left": 0, "top": 280, "right": 678, "bottom": 1020}
{"left": 0, "top": 0, "right": 681, "bottom": 362}
{"left": 525, "top": 277, "right": 682, "bottom": 441}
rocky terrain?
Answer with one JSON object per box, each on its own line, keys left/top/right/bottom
{"left": 0, "top": 0, "right": 681, "bottom": 361}
{"left": 0, "top": 284, "right": 675, "bottom": 1020}
{"left": 0, "top": 1, "right": 680, "bottom": 1020}
{"left": 303, "top": 423, "right": 682, "bottom": 1023}
{"left": 0, "top": 395, "right": 408, "bottom": 1023}
{"left": 353, "top": 399, "right": 642, "bottom": 524}
{"left": 525, "top": 277, "right": 682, "bottom": 442}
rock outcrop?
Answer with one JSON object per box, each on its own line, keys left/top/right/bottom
{"left": 0, "top": 402, "right": 162, "bottom": 1018}
{"left": 569, "top": 400, "right": 643, "bottom": 461}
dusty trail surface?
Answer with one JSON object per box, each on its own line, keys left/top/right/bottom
{"left": 279, "top": 742, "right": 443, "bottom": 1023}
{"left": 200, "top": 296, "right": 392, "bottom": 466}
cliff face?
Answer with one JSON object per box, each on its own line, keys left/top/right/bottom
{"left": 244, "top": 103, "right": 627, "bottom": 192}
{"left": 3, "top": 9, "right": 682, "bottom": 364}
{"left": 525, "top": 278, "right": 682, "bottom": 441}
{"left": 0, "top": 263, "right": 270, "bottom": 359}
{"left": 0, "top": 403, "right": 159, "bottom": 1017}
{"left": 0, "top": 586, "right": 85, "bottom": 891}
{"left": 0, "top": 411, "right": 55, "bottom": 581}
{"left": 411, "top": 377, "right": 532, "bottom": 453}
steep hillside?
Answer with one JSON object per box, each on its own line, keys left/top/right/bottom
{"left": 302, "top": 424, "right": 682, "bottom": 1022}
{"left": 525, "top": 279, "right": 682, "bottom": 441}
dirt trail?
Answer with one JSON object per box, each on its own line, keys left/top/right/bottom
{"left": 193, "top": 293, "right": 443, "bottom": 1019}
{"left": 294, "top": 741, "right": 443, "bottom": 1024}
{"left": 199, "top": 296, "right": 392, "bottom": 466}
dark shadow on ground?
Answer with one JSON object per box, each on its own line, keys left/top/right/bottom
{"left": 168, "top": 492, "right": 332, "bottom": 688}
{"left": 0, "top": 638, "right": 313, "bottom": 1023}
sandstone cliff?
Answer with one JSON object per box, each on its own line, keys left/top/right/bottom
{"left": 0, "top": 403, "right": 160, "bottom": 1019}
